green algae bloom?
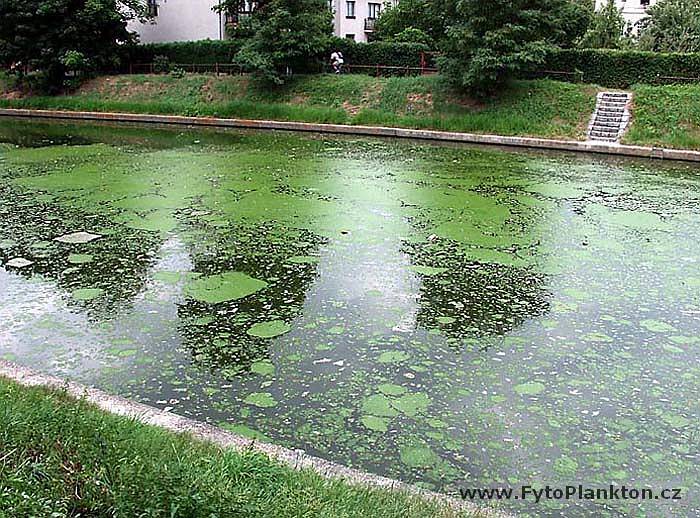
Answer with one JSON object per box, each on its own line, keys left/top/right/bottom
{"left": 71, "top": 288, "right": 104, "bottom": 301}
{"left": 2, "top": 120, "right": 700, "bottom": 517}
{"left": 243, "top": 392, "right": 278, "bottom": 408}
{"left": 361, "top": 415, "right": 390, "bottom": 432}
{"left": 247, "top": 321, "right": 291, "bottom": 339}
{"left": 399, "top": 443, "right": 438, "bottom": 468}
{"left": 514, "top": 382, "right": 545, "bottom": 396}
{"left": 67, "top": 253, "right": 94, "bottom": 264}
{"left": 377, "top": 351, "right": 411, "bottom": 364}
{"left": 185, "top": 272, "right": 268, "bottom": 304}
{"left": 362, "top": 394, "right": 399, "bottom": 418}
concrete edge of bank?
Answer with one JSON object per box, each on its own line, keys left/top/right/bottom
{"left": 1, "top": 107, "right": 700, "bottom": 163}
{"left": 0, "top": 359, "right": 511, "bottom": 518}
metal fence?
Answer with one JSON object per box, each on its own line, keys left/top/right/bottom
{"left": 532, "top": 69, "right": 700, "bottom": 85}
{"left": 127, "top": 63, "right": 247, "bottom": 75}
{"left": 126, "top": 61, "right": 438, "bottom": 77}
{"left": 343, "top": 64, "right": 438, "bottom": 76}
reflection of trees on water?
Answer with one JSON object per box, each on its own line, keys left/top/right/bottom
{"left": 0, "top": 185, "right": 161, "bottom": 320}
{"left": 0, "top": 118, "right": 322, "bottom": 153}
{"left": 405, "top": 238, "right": 550, "bottom": 342}
{"left": 176, "top": 223, "right": 324, "bottom": 375}
{"left": 396, "top": 165, "right": 553, "bottom": 343}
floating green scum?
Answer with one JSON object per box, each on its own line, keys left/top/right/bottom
{"left": 0, "top": 118, "right": 699, "bottom": 516}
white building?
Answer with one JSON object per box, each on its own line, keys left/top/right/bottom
{"left": 129, "top": 0, "right": 397, "bottom": 44}
{"left": 595, "top": 0, "right": 657, "bottom": 32}
{"left": 129, "top": 0, "right": 227, "bottom": 43}
{"left": 331, "top": 0, "right": 398, "bottom": 42}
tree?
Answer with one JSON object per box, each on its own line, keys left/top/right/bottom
{"left": 392, "top": 28, "right": 435, "bottom": 47}
{"left": 552, "top": 0, "right": 595, "bottom": 48}
{"left": 579, "top": 0, "right": 626, "bottom": 49}
{"left": 217, "top": 0, "right": 332, "bottom": 84}
{"left": 374, "top": 0, "right": 452, "bottom": 45}
{"left": 439, "top": 0, "right": 571, "bottom": 95}
{"left": 638, "top": 0, "right": 700, "bottom": 53}
{"left": 0, "top": 0, "right": 144, "bottom": 92}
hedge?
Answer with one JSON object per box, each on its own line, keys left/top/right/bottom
{"left": 125, "top": 38, "right": 432, "bottom": 71}
{"left": 126, "top": 40, "right": 243, "bottom": 65}
{"left": 328, "top": 38, "right": 432, "bottom": 68}
{"left": 125, "top": 41, "right": 700, "bottom": 87}
{"left": 541, "top": 49, "right": 700, "bottom": 88}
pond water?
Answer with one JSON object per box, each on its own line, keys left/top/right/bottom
{"left": 1, "top": 119, "right": 699, "bottom": 517}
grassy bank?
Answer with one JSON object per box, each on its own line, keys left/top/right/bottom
{"left": 0, "top": 73, "right": 597, "bottom": 140}
{"left": 625, "top": 84, "right": 700, "bottom": 150}
{"left": 0, "top": 377, "right": 469, "bottom": 517}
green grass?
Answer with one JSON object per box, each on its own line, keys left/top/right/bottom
{"left": 0, "top": 377, "right": 470, "bottom": 517}
{"left": 624, "top": 84, "right": 700, "bottom": 150}
{"left": 0, "top": 73, "right": 599, "bottom": 140}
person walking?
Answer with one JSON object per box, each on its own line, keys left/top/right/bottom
{"left": 330, "top": 50, "right": 344, "bottom": 74}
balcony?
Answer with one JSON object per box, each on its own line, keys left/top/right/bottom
{"left": 364, "top": 18, "right": 376, "bottom": 32}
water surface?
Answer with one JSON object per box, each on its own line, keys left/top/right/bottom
{"left": 1, "top": 119, "right": 699, "bottom": 517}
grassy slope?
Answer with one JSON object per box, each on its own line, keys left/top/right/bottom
{"left": 0, "top": 73, "right": 598, "bottom": 140}
{"left": 625, "top": 84, "right": 700, "bottom": 150}
{"left": 0, "top": 377, "right": 469, "bottom": 518}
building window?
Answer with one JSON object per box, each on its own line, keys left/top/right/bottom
{"left": 346, "top": 34, "right": 355, "bottom": 40}
{"left": 346, "top": 1, "right": 355, "bottom": 18}
{"left": 368, "top": 2, "right": 381, "bottom": 19}
{"left": 147, "top": 0, "right": 158, "bottom": 17}
{"left": 225, "top": 1, "right": 254, "bottom": 27}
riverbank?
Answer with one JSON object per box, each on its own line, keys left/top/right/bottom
{"left": 0, "top": 372, "right": 478, "bottom": 517}
{"left": 3, "top": 73, "right": 700, "bottom": 151}
{"left": 0, "top": 74, "right": 598, "bottom": 140}
{"left": 4, "top": 107, "right": 700, "bottom": 162}
{"left": 624, "top": 83, "right": 700, "bottom": 150}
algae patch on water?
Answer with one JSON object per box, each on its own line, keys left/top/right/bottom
{"left": 67, "top": 253, "right": 94, "bottom": 264}
{"left": 243, "top": 392, "right": 278, "bottom": 408}
{"left": 184, "top": 272, "right": 268, "bottom": 304}
{"left": 514, "top": 381, "right": 545, "bottom": 395}
{"left": 247, "top": 320, "right": 291, "bottom": 339}
{"left": 71, "top": 288, "right": 104, "bottom": 301}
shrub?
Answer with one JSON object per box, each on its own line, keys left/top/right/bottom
{"left": 391, "top": 28, "right": 435, "bottom": 47}
{"left": 127, "top": 39, "right": 433, "bottom": 74}
{"left": 127, "top": 40, "right": 243, "bottom": 65}
{"left": 542, "top": 48, "right": 700, "bottom": 87}
{"left": 327, "top": 38, "right": 432, "bottom": 68}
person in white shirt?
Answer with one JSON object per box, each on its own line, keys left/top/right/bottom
{"left": 330, "top": 50, "right": 344, "bottom": 74}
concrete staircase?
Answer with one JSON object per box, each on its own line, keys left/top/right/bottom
{"left": 587, "top": 92, "right": 632, "bottom": 143}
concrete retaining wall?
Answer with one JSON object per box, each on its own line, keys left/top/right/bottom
{"left": 2, "top": 108, "right": 700, "bottom": 162}
{"left": 0, "top": 359, "right": 509, "bottom": 518}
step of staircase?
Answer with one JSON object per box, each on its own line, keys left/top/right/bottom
{"left": 593, "top": 120, "right": 621, "bottom": 128}
{"left": 595, "top": 115, "right": 624, "bottom": 123}
{"left": 587, "top": 91, "right": 632, "bottom": 143}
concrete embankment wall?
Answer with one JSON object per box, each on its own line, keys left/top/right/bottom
{"left": 2, "top": 108, "right": 700, "bottom": 162}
